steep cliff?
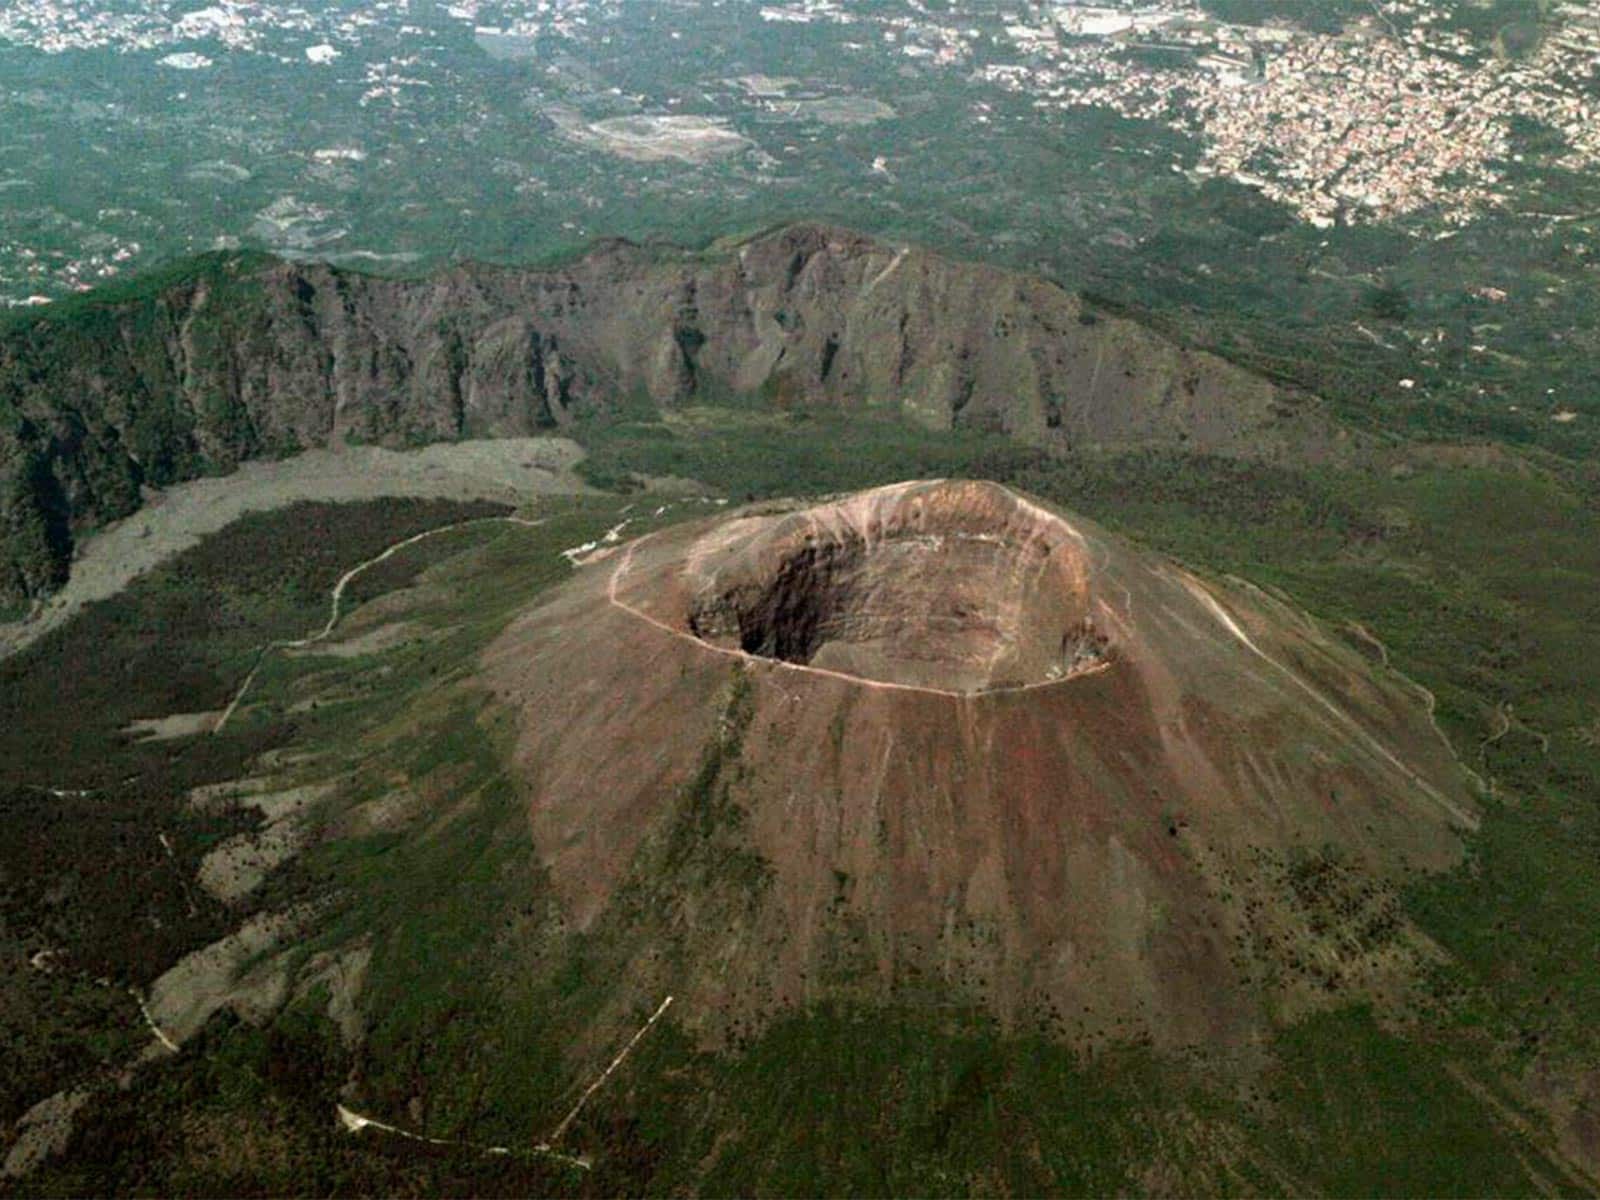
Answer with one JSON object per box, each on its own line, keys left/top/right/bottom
{"left": 0, "top": 224, "right": 1354, "bottom": 605}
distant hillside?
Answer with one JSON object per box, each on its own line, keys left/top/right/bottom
{"left": 0, "top": 223, "right": 1357, "bottom": 606}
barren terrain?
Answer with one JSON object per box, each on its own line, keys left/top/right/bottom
{"left": 486, "top": 480, "right": 1477, "bottom": 1052}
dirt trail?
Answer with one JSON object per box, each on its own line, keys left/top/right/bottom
{"left": 0, "top": 438, "right": 588, "bottom": 661}
{"left": 1482, "top": 702, "right": 1514, "bottom": 763}
{"left": 1346, "top": 620, "right": 1390, "bottom": 668}
{"left": 335, "top": 1105, "right": 589, "bottom": 1171}
{"left": 213, "top": 515, "right": 542, "bottom": 733}
{"left": 1345, "top": 619, "right": 1492, "bottom": 797}
{"left": 544, "top": 995, "right": 674, "bottom": 1148}
{"left": 1479, "top": 701, "right": 1552, "bottom": 769}
{"left": 1184, "top": 577, "right": 1478, "bottom": 830}
{"left": 334, "top": 995, "right": 674, "bottom": 1171}
{"left": 130, "top": 988, "right": 180, "bottom": 1054}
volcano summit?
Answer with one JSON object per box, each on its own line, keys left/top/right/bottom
{"left": 631, "top": 480, "right": 1108, "bottom": 694}
{"left": 486, "top": 481, "right": 1476, "bottom": 1051}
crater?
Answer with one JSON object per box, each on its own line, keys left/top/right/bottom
{"left": 683, "top": 481, "right": 1109, "bottom": 692}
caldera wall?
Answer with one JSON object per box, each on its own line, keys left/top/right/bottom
{"left": 1, "top": 223, "right": 1356, "bottom": 606}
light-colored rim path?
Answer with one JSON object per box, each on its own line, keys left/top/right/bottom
{"left": 604, "top": 533, "right": 1114, "bottom": 700}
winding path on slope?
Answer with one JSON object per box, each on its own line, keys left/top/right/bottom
{"left": 0, "top": 437, "right": 590, "bottom": 662}
{"left": 335, "top": 996, "right": 674, "bottom": 1171}
{"left": 213, "top": 515, "right": 544, "bottom": 734}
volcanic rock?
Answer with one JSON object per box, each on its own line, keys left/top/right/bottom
{"left": 484, "top": 481, "right": 1476, "bottom": 1050}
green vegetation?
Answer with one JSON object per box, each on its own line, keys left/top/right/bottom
{"left": 0, "top": 255, "right": 278, "bottom": 603}
{"left": 0, "top": 251, "right": 274, "bottom": 339}
{"left": 5, "top": 0, "right": 1600, "bottom": 1183}
{"left": 0, "top": 497, "right": 508, "bottom": 784}
{"left": 5, "top": 393, "right": 1600, "bottom": 1192}
{"left": 0, "top": 496, "right": 523, "bottom": 1141}
{"left": 1198, "top": 0, "right": 1370, "bottom": 35}
{"left": 574, "top": 405, "right": 1017, "bottom": 500}
{"left": 17, "top": 988, "right": 1580, "bottom": 1195}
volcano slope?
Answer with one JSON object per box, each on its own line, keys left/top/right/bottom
{"left": 486, "top": 480, "right": 1477, "bottom": 1051}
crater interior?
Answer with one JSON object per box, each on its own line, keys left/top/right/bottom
{"left": 683, "top": 480, "right": 1108, "bottom": 692}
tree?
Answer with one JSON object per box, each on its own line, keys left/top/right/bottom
{"left": 1365, "top": 281, "right": 1411, "bottom": 323}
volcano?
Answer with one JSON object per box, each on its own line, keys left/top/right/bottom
{"left": 484, "top": 481, "right": 1476, "bottom": 1050}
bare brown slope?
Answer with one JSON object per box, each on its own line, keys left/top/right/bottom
{"left": 483, "top": 481, "right": 1473, "bottom": 1052}
{"left": 1, "top": 224, "right": 1356, "bottom": 605}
